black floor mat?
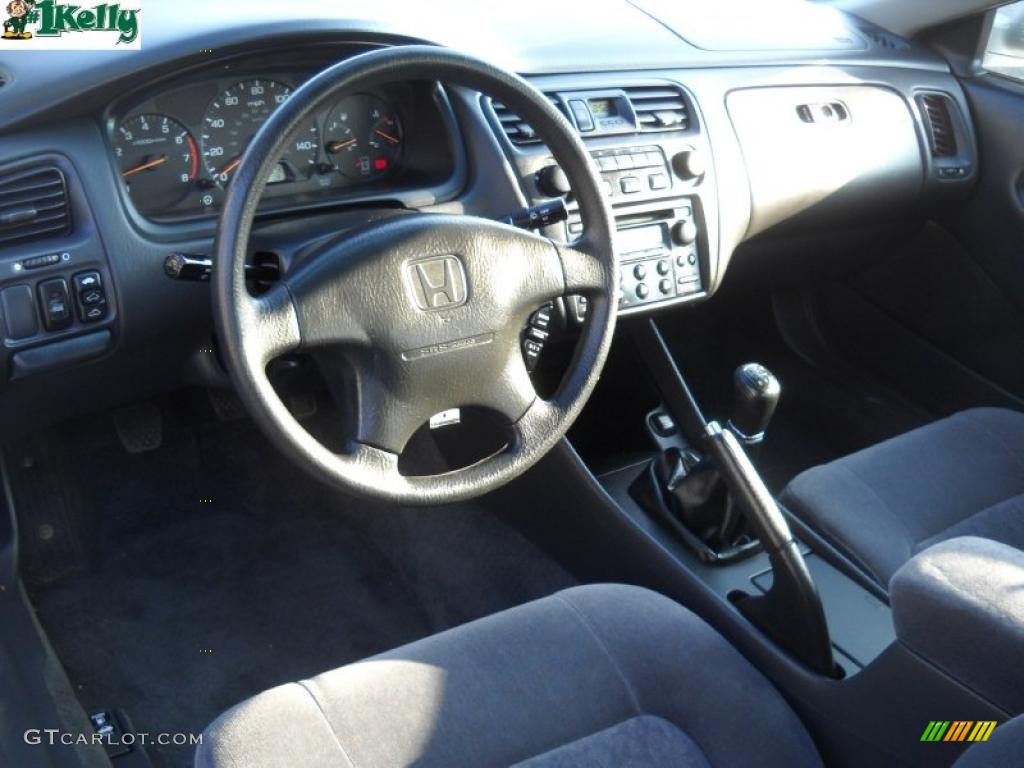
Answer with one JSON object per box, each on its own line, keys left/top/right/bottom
{"left": 24, "top": 404, "right": 576, "bottom": 768}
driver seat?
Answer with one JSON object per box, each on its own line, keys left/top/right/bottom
{"left": 194, "top": 584, "right": 1016, "bottom": 767}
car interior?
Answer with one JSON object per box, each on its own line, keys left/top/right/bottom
{"left": 3, "top": 0, "right": 1024, "bottom": 766}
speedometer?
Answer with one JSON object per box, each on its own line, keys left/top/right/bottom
{"left": 200, "top": 79, "right": 318, "bottom": 187}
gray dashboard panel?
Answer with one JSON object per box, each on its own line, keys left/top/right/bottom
{"left": 0, "top": 4, "right": 979, "bottom": 440}
{"left": 727, "top": 83, "right": 924, "bottom": 237}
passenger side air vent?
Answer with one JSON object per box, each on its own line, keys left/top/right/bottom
{"left": 917, "top": 93, "right": 958, "bottom": 157}
{"left": 625, "top": 86, "right": 690, "bottom": 132}
{"left": 0, "top": 166, "right": 72, "bottom": 247}
{"left": 490, "top": 95, "right": 565, "bottom": 145}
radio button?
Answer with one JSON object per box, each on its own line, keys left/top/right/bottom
{"left": 649, "top": 172, "right": 670, "bottom": 191}
{"left": 636, "top": 283, "right": 650, "bottom": 300}
{"left": 656, "top": 259, "right": 671, "bottom": 276}
{"left": 633, "top": 263, "right": 647, "bottom": 280}
{"left": 598, "top": 155, "right": 617, "bottom": 172}
{"left": 620, "top": 176, "right": 641, "bottom": 194}
{"left": 659, "top": 279, "right": 673, "bottom": 295}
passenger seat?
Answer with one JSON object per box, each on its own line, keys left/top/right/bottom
{"left": 780, "top": 407, "right": 1024, "bottom": 589}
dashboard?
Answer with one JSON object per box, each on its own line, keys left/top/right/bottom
{"left": 0, "top": 0, "right": 981, "bottom": 442}
{"left": 105, "top": 53, "right": 457, "bottom": 221}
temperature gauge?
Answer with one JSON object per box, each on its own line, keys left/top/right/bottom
{"left": 324, "top": 94, "right": 402, "bottom": 182}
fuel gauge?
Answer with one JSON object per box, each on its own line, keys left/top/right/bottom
{"left": 324, "top": 94, "right": 402, "bottom": 182}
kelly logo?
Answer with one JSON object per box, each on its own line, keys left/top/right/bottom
{"left": 2, "top": 0, "right": 140, "bottom": 48}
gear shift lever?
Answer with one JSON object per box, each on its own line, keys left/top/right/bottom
{"left": 727, "top": 363, "right": 780, "bottom": 445}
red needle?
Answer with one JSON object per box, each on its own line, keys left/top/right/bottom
{"left": 327, "top": 138, "right": 357, "bottom": 153}
{"left": 216, "top": 157, "right": 242, "bottom": 178}
{"left": 122, "top": 156, "right": 168, "bottom": 177}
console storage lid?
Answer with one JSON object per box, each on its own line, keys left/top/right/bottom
{"left": 890, "top": 536, "right": 1024, "bottom": 713}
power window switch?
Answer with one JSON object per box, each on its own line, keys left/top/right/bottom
{"left": 1, "top": 284, "right": 40, "bottom": 340}
{"left": 38, "top": 278, "right": 73, "bottom": 331}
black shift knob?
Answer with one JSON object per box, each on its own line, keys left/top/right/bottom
{"left": 728, "top": 363, "right": 780, "bottom": 442}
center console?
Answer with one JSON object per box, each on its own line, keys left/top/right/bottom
{"left": 488, "top": 82, "right": 717, "bottom": 315}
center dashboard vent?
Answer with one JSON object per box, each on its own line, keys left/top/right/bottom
{"left": 917, "top": 93, "right": 959, "bottom": 157}
{"left": 491, "top": 95, "right": 567, "bottom": 146}
{"left": 0, "top": 165, "right": 72, "bottom": 247}
{"left": 623, "top": 86, "right": 690, "bottom": 132}
{"left": 491, "top": 84, "right": 691, "bottom": 145}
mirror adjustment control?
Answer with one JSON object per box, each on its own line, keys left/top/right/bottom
{"left": 38, "top": 278, "right": 73, "bottom": 331}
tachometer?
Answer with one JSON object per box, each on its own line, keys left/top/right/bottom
{"left": 115, "top": 114, "right": 198, "bottom": 214}
{"left": 201, "top": 79, "right": 318, "bottom": 187}
{"left": 324, "top": 94, "right": 402, "bottom": 181}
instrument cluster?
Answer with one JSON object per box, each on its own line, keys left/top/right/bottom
{"left": 108, "top": 69, "right": 453, "bottom": 221}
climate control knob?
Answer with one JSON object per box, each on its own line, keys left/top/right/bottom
{"left": 672, "top": 220, "right": 698, "bottom": 246}
{"left": 673, "top": 149, "right": 706, "bottom": 180}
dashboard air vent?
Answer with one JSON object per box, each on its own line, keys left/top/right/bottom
{"left": 491, "top": 95, "right": 565, "bottom": 145}
{"left": 625, "top": 86, "right": 690, "bottom": 132}
{"left": 0, "top": 166, "right": 72, "bottom": 248}
{"left": 917, "top": 93, "right": 958, "bottom": 157}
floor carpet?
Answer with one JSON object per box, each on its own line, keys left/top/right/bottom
{"left": 24, "top": 405, "right": 577, "bottom": 767}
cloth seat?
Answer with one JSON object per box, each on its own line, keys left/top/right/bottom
{"left": 195, "top": 584, "right": 823, "bottom": 768}
{"left": 195, "top": 583, "right": 1024, "bottom": 768}
{"left": 780, "top": 407, "right": 1024, "bottom": 588}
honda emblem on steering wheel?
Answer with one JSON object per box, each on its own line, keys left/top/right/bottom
{"left": 406, "top": 255, "right": 468, "bottom": 311}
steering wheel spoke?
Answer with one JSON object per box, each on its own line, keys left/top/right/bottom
{"left": 242, "top": 283, "right": 302, "bottom": 365}
{"left": 554, "top": 234, "right": 610, "bottom": 296}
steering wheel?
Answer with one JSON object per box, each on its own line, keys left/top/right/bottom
{"left": 213, "top": 46, "right": 617, "bottom": 504}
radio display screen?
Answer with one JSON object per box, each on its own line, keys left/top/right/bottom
{"left": 589, "top": 98, "right": 616, "bottom": 118}
{"left": 619, "top": 225, "right": 667, "bottom": 254}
